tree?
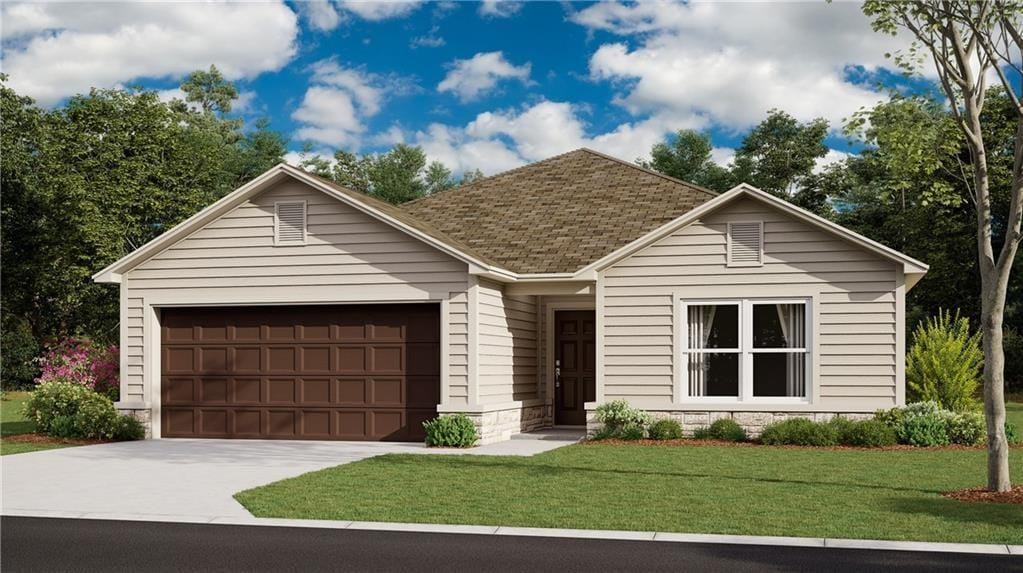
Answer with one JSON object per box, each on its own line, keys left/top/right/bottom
{"left": 230, "top": 117, "right": 289, "bottom": 186}
{"left": 864, "top": 0, "right": 1023, "bottom": 492}
{"left": 639, "top": 129, "right": 732, "bottom": 190}
{"left": 306, "top": 144, "right": 461, "bottom": 204}
{"left": 460, "top": 168, "right": 486, "bottom": 185}
{"left": 179, "top": 65, "right": 238, "bottom": 114}
{"left": 732, "top": 110, "right": 830, "bottom": 196}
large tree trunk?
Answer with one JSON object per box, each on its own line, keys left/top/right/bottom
{"left": 980, "top": 269, "right": 1011, "bottom": 492}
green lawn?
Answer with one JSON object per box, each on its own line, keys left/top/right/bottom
{"left": 236, "top": 443, "right": 1023, "bottom": 545}
{"left": 1007, "top": 399, "right": 1022, "bottom": 429}
{"left": 0, "top": 391, "right": 73, "bottom": 455}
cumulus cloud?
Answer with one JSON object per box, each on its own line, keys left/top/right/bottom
{"left": 479, "top": 1, "right": 523, "bottom": 18}
{"left": 437, "top": 51, "right": 532, "bottom": 102}
{"left": 572, "top": 1, "right": 909, "bottom": 130}
{"left": 0, "top": 1, "right": 299, "bottom": 107}
{"left": 339, "top": 1, "right": 421, "bottom": 21}
{"left": 299, "top": 0, "right": 345, "bottom": 31}
{"left": 410, "top": 100, "right": 699, "bottom": 175}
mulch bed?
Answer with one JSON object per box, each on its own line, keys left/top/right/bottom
{"left": 2, "top": 433, "right": 104, "bottom": 446}
{"left": 584, "top": 438, "right": 1019, "bottom": 452}
{"left": 943, "top": 485, "right": 1023, "bottom": 505}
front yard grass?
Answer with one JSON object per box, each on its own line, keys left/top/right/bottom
{"left": 236, "top": 442, "right": 1023, "bottom": 545}
{"left": 0, "top": 391, "right": 74, "bottom": 455}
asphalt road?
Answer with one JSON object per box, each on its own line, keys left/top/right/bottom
{"left": 2, "top": 517, "right": 1019, "bottom": 572}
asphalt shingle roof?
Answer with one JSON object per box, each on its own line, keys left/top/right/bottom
{"left": 400, "top": 148, "right": 718, "bottom": 274}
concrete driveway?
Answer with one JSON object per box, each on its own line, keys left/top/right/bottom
{"left": 1, "top": 433, "right": 579, "bottom": 521}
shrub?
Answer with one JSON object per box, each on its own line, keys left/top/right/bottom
{"left": 23, "top": 380, "right": 121, "bottom": 439}
{"left": 708, "top": 418, "right": 748, "bottom": 442}
{"left": 423, "top": 414, "right": 478, "bottom": 447}
{"left": 905, "top": 310, "right": 982, "bottom": 412}
{"left": 619, "top": 424, "right": 646, "bottom": 440}
{"left": 946, "top": 411, "right": 985, "bottom": 445}
{"left": 1, "top": 315, "right": 39, "bottom": 390}
{"left": 1005, "top": 422, "right": 1021, "bottom": 446}
{"left": 35, "top": 337, "right": 119, "bottom": 400}
{"left": 873, "top": 407, "right": 905, "bottom": 429}
{"left": 114, "top": 415, "right": 147, "bottom": 441}
{"left": 828, "top": 416, "right": 857, "bottom": 442}
{"left": 760, "top": 418, "right": 838, "bottom": 446}
{"left": 647, "top": 419, "right": 684, "bottom": 440}
{"left": 594, "top": 400, "right": 652, "bottom": 438}
{"left": 897, "top": 412, "right": 951, "bottom": 447}
{"left": 590, "top": 425, "right": 617, "bottom": 441}
{"left": 838, "top": 419, "right": 897, "bottom": 447}
{"left": 691, "top": 426, "right": 712, "bottom": 440}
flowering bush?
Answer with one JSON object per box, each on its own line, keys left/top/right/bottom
{"left": 24, "top": 379, "right": 142, "bottom": 440}
{"left": 35, "top": 338, "right": 119, "bottom": 400}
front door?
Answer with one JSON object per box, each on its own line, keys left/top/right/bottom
{"left": 554, "top": 310, "right": 596, "bottom": 426}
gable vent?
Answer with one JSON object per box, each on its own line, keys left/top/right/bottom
{"left": 275, "top": 201, "right": 306, "bottom": 245}
{"left": 727, "top": 221, "right": 763, "bottom": 266}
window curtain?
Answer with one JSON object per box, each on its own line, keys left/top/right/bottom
{"left": 774, "top": 304, "right": 805, "bottom": 397}
{"left": 688, "top": 306, "right": 716, "bottom": 397}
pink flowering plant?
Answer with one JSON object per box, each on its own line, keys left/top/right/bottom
{"left": 35, "top": 337, "right": 119, "bottom": 400}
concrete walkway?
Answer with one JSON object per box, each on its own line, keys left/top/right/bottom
{"left": 2, "top": 431, "right": 581, "bottom": 520}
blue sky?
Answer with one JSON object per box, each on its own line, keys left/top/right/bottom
{"left": 1, "top": 1, "right": 920, "bottom": 175}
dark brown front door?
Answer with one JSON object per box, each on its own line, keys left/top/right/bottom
{"left": 554, "top": 310, "right": 596, "bottom": 426}
{"left": 160, "top": 304, "right": 440, "bottom": 441}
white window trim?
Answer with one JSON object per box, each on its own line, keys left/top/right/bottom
{"left": 679, "top": 297, "right": 812, "bottom": 404}
{"left": 274, "top": 200, "right": 307, "bottom": 246}
{"left": 726, "top": 221, "right": 764, "bottom": 267}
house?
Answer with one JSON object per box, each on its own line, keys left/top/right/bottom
{"left": 93, "top": 149, "right": 928, "bottom": 443}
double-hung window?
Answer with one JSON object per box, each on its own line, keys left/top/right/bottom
{"left": 682, "top": 299, "right": 810, "bottom": 401}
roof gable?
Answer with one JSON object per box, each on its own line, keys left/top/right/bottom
{"left": 401, "top": 148, "right": 717, "bottom": 274}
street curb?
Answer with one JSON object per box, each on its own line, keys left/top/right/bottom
{"left": 1, "top": 509, "right": 1018, "bottom": 556}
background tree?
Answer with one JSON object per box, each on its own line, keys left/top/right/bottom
{"left": 638, "top": 129, "right": 732, "bottom": 190}
{"left": 302, "top": 143, "right": 462, "bottom": 203}
{"left": 864, "top": 0, "right": 1023, "bottom": 492}
{"left": 179, "top": 65, "right": 238, "bottom": 114}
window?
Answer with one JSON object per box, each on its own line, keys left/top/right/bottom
{"left": 275, "top": 201, "right": 306, "bottom": 245}
{"left": 727, "top": 222, "right": 763, "bottom": 266}
{"left": 682, "top": 299, "right": 809, "bottom": 401}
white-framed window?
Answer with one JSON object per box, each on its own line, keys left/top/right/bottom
{"left": 681, "top": 298, "right": 810, "bottom": 402}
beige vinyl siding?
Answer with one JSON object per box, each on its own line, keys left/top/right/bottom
{"left": 120, "top": 179, "right": 469, "bottom": 405}
{"left": 447, "top": 292, "right": 470, "bottom": 405}
{"left": 477, "top": 280, "right": 538, "bottom": 403}
{"left": 602, "top": 197, "right": 900, "bottom": 411}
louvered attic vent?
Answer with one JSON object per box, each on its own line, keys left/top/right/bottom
{"left": 275, "top": 201, "right": 306, "bottom": 245}
{"left": 727, "top": 221, "right": 763, "bottom": 266}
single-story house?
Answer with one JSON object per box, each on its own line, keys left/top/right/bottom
{"left": 94, "top": 149, "right": 928, "bottom": 443}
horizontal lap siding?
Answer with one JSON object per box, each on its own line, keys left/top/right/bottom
{"left": 121, "top": 180, "right": 469, "bottom": 406}
{"left": 602, "top": 197, "right": 899, "bottom": 410}
{"left": 477, "top": 280, "right": 538, "bottom": 403}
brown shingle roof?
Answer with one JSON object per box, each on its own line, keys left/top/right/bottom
{"left": 400, "top": 148, "right": 717, "bottom": 274}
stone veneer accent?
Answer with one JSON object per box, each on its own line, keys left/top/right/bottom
{"left": 114, "top": 403, "right": 153, "bottom": 439}
{"left": 462, "top": 404, "right": 552, "bottom": 444}
{"left": 585, "top": 410, "right": 873, "bottom": 438}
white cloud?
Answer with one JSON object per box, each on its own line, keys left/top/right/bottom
{"left": 309, "top": 59, "right": 384, "bottom": 115}
{"left": 411, "top": 100, "right": 697, "bottom": 175}
{"left": 479, "top": 1, "right": 523, "bottom": 18}
{"left": 814, "top": 149, "right": 853, "bottom": 174}
{"left": 572, "top": 1, "right": 909, "bottom": 131}
{"left": 299, "top": 0, "right": 345, "bottom": 31}
{"left": 437, "top": 51, "right": 532, "bottom": 102}
{"left": 410, "top": 26, "right": 446, "bottom": 48}
{"left": 1, "top": 2, "right": 299, "bottom": 107}
{"left": 710, "top": 147, "right": 736, "bottom": 168}
{"left": 339, "top": 1, "right": 421, "bottom": 21}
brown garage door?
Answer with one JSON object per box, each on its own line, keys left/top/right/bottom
{"left": 160, "top": 304, "right": 440, "bottom": 441}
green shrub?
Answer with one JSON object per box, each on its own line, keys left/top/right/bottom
{"left": 423, "top": 414, "right": 478, "bottom": 447}
{"left": 760, "top": 418, "right": 838, "bottom": 446}
{"left": 113, "top": 415, "right": 147, "bottom": 441}
{"left": 23, "top": 379, "right": 124, "bottom": 439}
{"left": 708, "top": 418, "right": 748, "bottom": 442}
{"left": 590, "top": 425, "right": 617, "bottom": 441}
{"left": 946, "top": 411, "right": 985, "bottom": 445}
{"left": 49, "top": 415, "right": 77, "bottom": 439}
{"left": 594, "top": 400, "right": 652, "bottom": 438}
{"left": 1005, "top": 422, "right": 1021, "bottom": 446}
{"left": 691, "top": 426, "right": 712, "bottom": 440}
{"left": 897, "top": 412, "right": 951, "bottom": 446}
{"left": 72, "top": 393, "right": 119, "bottom": 439}
{"left": 906, "top": 310, "right": 982, "bottom": 412}
{"left": 619, "top": 424, "right": 646, "bottom": 441}
{"left": 647, "top": 419, "right": 683, "bottom": 440}
{"left": 1, "top": 315, "right": 39, "bottom": 390}
{"left": 828, "top": 416, "right": 857, "bottom": 442}
{"left": 839, "top": 419, "right": 897, "bottom": 447}
{"left": 873, "top": 407, "right": 905, "bottom": 429}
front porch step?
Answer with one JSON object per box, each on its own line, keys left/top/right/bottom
{"left": 510, "top": 429, "right": 586, "bottom": 441}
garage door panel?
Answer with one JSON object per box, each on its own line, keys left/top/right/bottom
{"left": 161, "top": 304, "right": 439, "bottom": 441}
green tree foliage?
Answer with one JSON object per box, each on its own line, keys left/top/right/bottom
{"left": 638, "top": 129, "right": 732, "bottom": 190}
{"left": 302, "top": 143, "right": 462, "bottom": 203}
{"left": 0, "top": 72, "right": 287, "bottom": 367}
{"left": 906, "top": 310, "right": 983, "bottom": 412}
{"left": 179, "top": 65, "right": 238, "bottom": 114}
